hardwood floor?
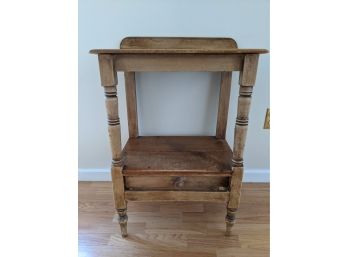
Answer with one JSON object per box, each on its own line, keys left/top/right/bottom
{"left": 79, "top": 182, "right": 269, "bottom": 257}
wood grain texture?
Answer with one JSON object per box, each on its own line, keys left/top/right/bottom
{"left": 122, "top": 136, "right": 233, "bottom": 177}
{"left": 124, "top": 136, "right": 232, "bottom": 152}
{"left": 124, "top": 72, "right": 138, "bottom": 138}
{"left": 125, "top": 176, "right": 229, "bottom": 192}
{"left": 227, "top": 56, "right": 259, "bottom": 230}
{"left": 111, "top": 166, "right": 126, "bottom": 209}
{"left": 98, "top": 54, "right": 127, "bottom": 236}
{"left": 232, "top": 87, "right": 253, "bottom": 162}
{"left": 120, "top": 37, "right": 238, "bottom": 50}
{"left": 216, "top": 72, "right": 232, "bottom": 139}
{"left": 113, "top": 54, "right": 244, "bottom": 72}
{"left": 79, "top": 182, "right": 269, "bottom": 257}
{"left": 105, "top": 97, "right": 122, "bottom": 162}
{"left": 227, "top": 167, "right": 244, "bottom": 210}
{"left": 239, "top": 54, "right": 259, "bottom": 86}
{"left": 98, "top": 54, "right": 117, "bottom": 87}
{"left": 125, "top": 191, "right": 230, "bottom": 202}
{"left": 98, "top": 58, "right": 122, "bottom": 164}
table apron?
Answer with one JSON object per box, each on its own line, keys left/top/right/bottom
{"left": 113, "top": 54, "right": 244, "bottom": 72}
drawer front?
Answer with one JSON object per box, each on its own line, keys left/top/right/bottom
{"left": 125, "top": 176, "right": 229, "bottom": 192}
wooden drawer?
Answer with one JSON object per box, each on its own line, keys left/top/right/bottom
{"left": 125, "top": 176, "right": 229, "bottom": 192}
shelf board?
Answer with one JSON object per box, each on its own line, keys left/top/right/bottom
{"left": 122, "top": 136, "right": 233, "bottom": 177}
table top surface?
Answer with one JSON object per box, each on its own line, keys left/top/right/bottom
{"left": 89, "top": 48, "right": 269, "bottom": 55}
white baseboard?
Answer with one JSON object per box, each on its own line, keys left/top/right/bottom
{"left": 243, "top": 169, "right": 270, "bottom": 182}
{"left": 78, "top": 169, "right": 112, "bottom": 181}
{"left": 78, "top": 168, "right": 269, "bottom": 183}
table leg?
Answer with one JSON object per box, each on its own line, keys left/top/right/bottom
{"left": 98, "top": 54, "right": 127, "bottom": 237}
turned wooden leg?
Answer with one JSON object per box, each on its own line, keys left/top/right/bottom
{"left": 117, "top": 208, "right": 128, "bottom": 237}
{"left": 225, "top": 54, "right": 259, "bottom": 236}
{"left": 112, "top": 166, "right": 127, "bottom": 237}
{"left": 225, "top": 208, "right": 236, "bottom": 236}
{"left": 98, "top": 54, "right": 128, "bottom": 237}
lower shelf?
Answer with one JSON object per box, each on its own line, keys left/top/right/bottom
{"left": 122, "top": 136, "right": 234, "bottom": 177}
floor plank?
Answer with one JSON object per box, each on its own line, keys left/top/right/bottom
{"left": 79, "top": 182, "right": 269, "bottom": 257}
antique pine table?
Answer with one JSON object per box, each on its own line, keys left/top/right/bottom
{"left": 90, "top": 37, "right": 268, "bottom": 237}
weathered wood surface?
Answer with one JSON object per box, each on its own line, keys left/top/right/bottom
{"left": 125, "top": 176, "right": 229, "bottom": 192}
{"left": 98, "top": 55, "right": 122, "bottom": 164}
{"left": 112, "top": 54, "right": 244, "bottom": 72}
{"left": 125, "top": 191, "right": 230, "bottom": 202}
{"left": 216, "top": 72, "right": 232, "bottom": 139}
{"left": 91, "top": 39, "right": 267, "bottom": 72}
{"left": 226, "top": 54, "right": 259, "bottom": 234}
{"left": 123, "top": 152, "right": 233, "bottom": 176}
{"left": 98, "top": 54, "right": 128, "bottom": 237}
{"left": 124, "top": 136, "right": 232, "bottom": 152}
{"left": 124, "top": 72, "right": 138, "bottom": 138}
{"left": 122, "top": 136, "right": 233, "bottom": 177}
{"left": 120, "top": 37, "right": 238, "bottom": 50}
{"left": 239, "top": 54, "right": 260, "bottom": 86}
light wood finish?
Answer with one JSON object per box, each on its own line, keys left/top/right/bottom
{"left": 120, "top": 37, "right": 238, "bottom": 50}
{"left": 216, "top": 72, "right": 232, "bottom": 139}
{"left": 226, "top": 54, "right": 259, "bottom": 234}
{"left": 98, "top": 54, "right": 128, "bottom": 237}
{"left": 124, "top": 136, "right": 232, "bottom": 152}
{"left": 125, "top": 176, "right": 229, "bottom": 192}
{"left": 111, "top": 166, "right": 127, "bottom": 236}
{"left": 91, "top": 37, "right": 268, "bottom": 237}
{"left": 123, "top": 136, "right": 233, "bottom": 177}
{"left": 239, "top": 54, "right": 259, "bottom": 86}
{"left": 125, "top": 191, "right": 230, "bottom": 202}
{"left": 79, "top": 182, "right": 269, "bottom": 257}
{"left": 91, "top": 41, "right": 267, "bottom": 72}
{"left": 112, "top": 54, "right": 245, "bottom": 72}
{"left": 124, "top": 72, "right": 138, "bottom": 138}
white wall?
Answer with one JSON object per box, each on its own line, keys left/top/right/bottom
{"left": 78, "top": 0, "right": 270, "bottom": 181}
